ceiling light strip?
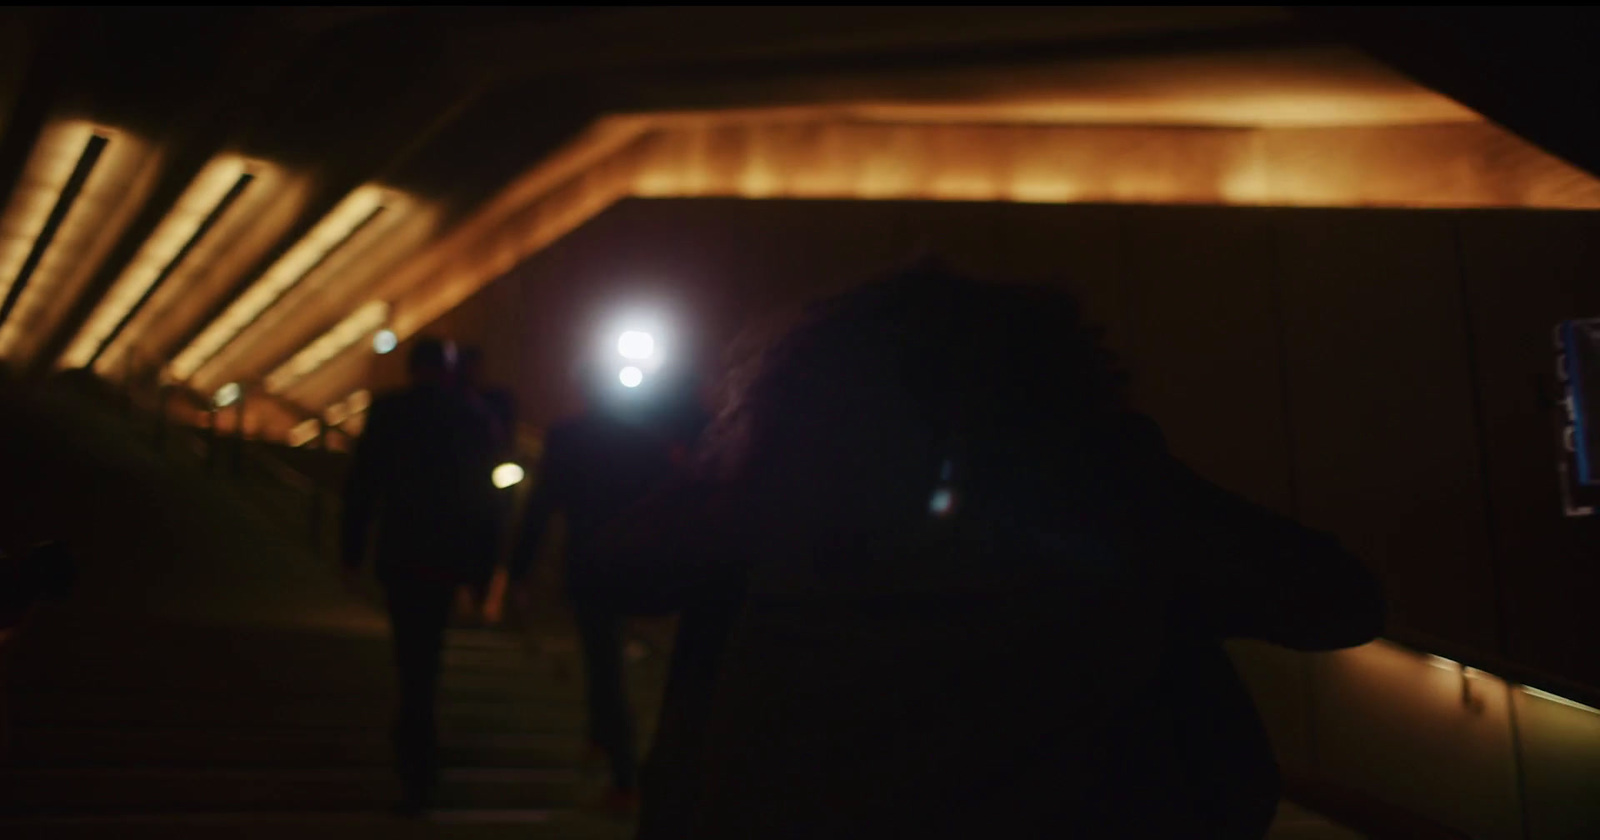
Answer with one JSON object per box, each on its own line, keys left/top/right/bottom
{"left": 0, "top": 133, "right": 109, "bottom": 330}
{"left": 262, "top": 300, "right": 388, "bottom": 394}
{"left": 65, "top": 169, "right": 255, "bottom": 370}
{"left": 167, "top": 190, "right": 387, "bottom": 382}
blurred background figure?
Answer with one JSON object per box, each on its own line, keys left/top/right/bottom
{"left": 0, "top": 541, "right": 73, "bottom": 761}
{"left": 341, "top": 337, "right": 498, "bottom": 815}
{"left": 512, "top": 354, "right": 707, "bottom": 812}
{"left": 592, "top": 262, "right": 1384, "bottom": 839}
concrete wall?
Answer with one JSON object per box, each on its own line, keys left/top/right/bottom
{"left": 407, "top": 197, "right": 1600, "bottom": 836}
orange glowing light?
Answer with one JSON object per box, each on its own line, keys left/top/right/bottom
{"left": 266, "top": 95, "right": 1600, "bottom": 430}
{"left": 0, "top": 121, "right": 158, "bottom": 363}
{"left": 61, "top": 155, "right": 259, "bottom": 370}
{"left": 188, "top": 190, "right": 435, "bottom": 395}
{"left": 169, "top": 185, "right": 391, "bottom": 383}
{"left": 286, "top": 417, "right": 321, "bottom": 448}
{"left": 263, "top": 301, "right": 389, "bottom": 394}
{"left": 94, "top": 163, "right": 308, "bottom": 379}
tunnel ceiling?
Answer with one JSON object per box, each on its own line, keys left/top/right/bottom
{"left": 0, "top": 6, "right": 1594, "bottom": 435}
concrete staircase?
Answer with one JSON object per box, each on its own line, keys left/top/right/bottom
{"left": 0, "top": 381, "right": 640, "bottom": 838}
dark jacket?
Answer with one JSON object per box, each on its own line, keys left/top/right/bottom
{"left": 596, "top": 412, "right": 1383, "bottom": 840}
{"left": 512, "top": 411, "right": 691, "bottom": 600}
{"left": 342, "top": 384, "right": 498, "bottom": 585}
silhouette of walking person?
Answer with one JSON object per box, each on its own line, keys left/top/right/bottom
{"left": 342, "top": 337, "right": 497, "bottom": 815}
{"left": 512, "top": 363, "right": 705, "bottom": 810}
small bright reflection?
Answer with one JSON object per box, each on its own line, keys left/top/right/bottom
{"left": 492, "top": 462, "right": 526, "bottom": 489}
{"left": 929, "top": 487, "right": 956, "bottom": 517}
{"left": 618, "top": 330, "right": 655, "bottom": 360}
{"left": 619, "top": 366, "right": 644, "bottom": 388}
{"left": 213, "top": 382, "right": 241, "bottom": 408}
{"left": 373, "top": 329, "right": 397, "bottom": 355}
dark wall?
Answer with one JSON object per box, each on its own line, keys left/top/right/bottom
{"left": 426, "top": 196, "right": 1600, "bottom": 696}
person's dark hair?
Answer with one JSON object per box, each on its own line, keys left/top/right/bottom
{"left": 700, "top": 259, "right": 1128, "bottom": 527}
{"left": 408, "top": 337, "right": 455, "bottom": 379}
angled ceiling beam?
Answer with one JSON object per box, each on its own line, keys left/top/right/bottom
{"left": 30, "top": 10, "right": 316, "bottom": 374}
{"left": 156, "top": 69, "right": 492, "bottom": 390}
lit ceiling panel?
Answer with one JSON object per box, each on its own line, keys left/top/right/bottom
{"left": 60, "top": 155, "right": 265, "bottom": 370}
{"left": 0, "top": 120, "right": 158, "bottom": 364}
{"left": 167, "top": 184, "right": 392, "bottom": 384}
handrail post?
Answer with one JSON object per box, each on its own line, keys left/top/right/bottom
{"left": 154, "top": 383, "right": 171, "bottom": 454}
{"left": 309, "top": 417, "right": 328, "bottom": 551}
{"left": 231, "top": 388, "right": 247, "bottom": 478}
{"left": 205, "top": 406, "right": 218, "bottom": 473}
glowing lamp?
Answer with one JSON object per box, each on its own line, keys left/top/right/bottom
{"left": 213, "top": 382, "right": 242, "bottom": 408}
{"left": 492, "top": 462, "right": 526, "bottom": 489}
{"left": 373, "top": 329, "right": 397, "bottom": 354}
{"left": 619, "top": 366, "right": 644, "bottom": 388}
{"left": 618, "top": 330, "right": 655, "bottom": 360}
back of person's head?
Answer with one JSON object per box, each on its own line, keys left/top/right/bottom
{"left": 702, "top": 259, "right": 1128, "bottom": 540}
{"left": 408, "top": 337, "right": 455, "bottom": 386}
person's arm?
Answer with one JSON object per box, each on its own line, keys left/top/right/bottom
{"left": 1113, "top": 414, "right": 1385, "bottom": 651}
{"left": 1160, "top": 461, "right": 1385, "bottom": 650}
{"left": 341, "top": 400, "right": 391, "bottom": 575}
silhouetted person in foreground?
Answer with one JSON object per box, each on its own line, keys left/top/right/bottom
{"left": 512, "top": 365, "right": 706, "bottom": 809}
{"left": 591, "top": 264, "right": 1385, "bottom": 839}
{"left": 342, "top": 338, "right": 497, "bottom": 815}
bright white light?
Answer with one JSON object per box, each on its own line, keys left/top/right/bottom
{"left": 373, "top": 329, "right": 397, "bottom": 355}
{"left": 619, "top": 366, "right": 644, "bottom": 388}
{"left": 213, "top": 382, "right": 241, "bottom": 408}
{"left": 492, "top": 462, "right": 525, "bottom": 489}
{"left": 618, "top": 330, "right": 655, "bottom": 360}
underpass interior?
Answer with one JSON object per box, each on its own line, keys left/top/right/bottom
{"left": 1, "top": 7, "right": 1598, "bottom": 839}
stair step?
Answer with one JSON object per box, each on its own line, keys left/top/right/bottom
{"left": 11, "top": 694, "right": 587, "bottom": 730}
{"left": 7, "top": 727, "right": 588, "bottom": 769}
{"left": 0, "top": 809, "right": 636, "bottom": 840}
{"left": 10, "top": 661, "right": 584, "bottom": 698}
{"left": 0, "top": 767, "right": 584, "bottom": 816}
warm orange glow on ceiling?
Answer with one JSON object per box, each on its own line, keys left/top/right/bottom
{"left": 0, "top": 120, "right": 159, "bottom": 363}
{"left": 364, "top": 114, "right": 1600, "bottom": 359}
{"left": 262, "top": 301, "right": 388, "bottom": 394}
{"left": 188, "top": 194, "right": 438, "bottom": 396}
{"left": 60, "top": 155, "right": 266, "bottom": 370}
{"left": 93, "top": 163, "right": 309, "bottom": 379}
{"left": 262, "top": 108, "right": 1600, "bottom": 423}
{"left": 168, "top": 185, "right": 398, "bottom": 384}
